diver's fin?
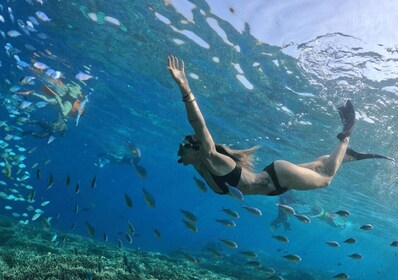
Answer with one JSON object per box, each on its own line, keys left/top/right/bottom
{"left": 346, "top": 147, "right": 395, "bottom": 161}
{"left": 337, "top": 100, "right": 355, "bottom": 141}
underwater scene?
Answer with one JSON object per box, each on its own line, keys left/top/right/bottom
{"left": 1, "top": 0, "right": 398, "bottom": 279}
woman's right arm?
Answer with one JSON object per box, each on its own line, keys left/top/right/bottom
{"left": 167, "top": 56, "right": 236, "bottom": 173}
{"left": 167, "top": 56, "right": 216, "bottom": 153}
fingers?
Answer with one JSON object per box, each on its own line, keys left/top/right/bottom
{"left": 167, "top": 55, "right": 184, "bottom": 70}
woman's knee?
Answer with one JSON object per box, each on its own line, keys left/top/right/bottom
{"left": 319, "top": 176, "right": 333, "bottom": 188}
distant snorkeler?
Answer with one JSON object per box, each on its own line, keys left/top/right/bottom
{"left": 97, "top": 140, "right": 147, "bottom": 178}
{"left": 22, "top": 112, "right": 67, "bottom": 139}
{"left": 168, "top": 56, "right": 394, "bottom": 196}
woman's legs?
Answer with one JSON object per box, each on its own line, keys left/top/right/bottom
{"left": 274, "top": 137, "right": 350, "bottom": 191}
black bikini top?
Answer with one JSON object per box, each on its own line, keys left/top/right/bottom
{"left": 209, "top": 165, "right": 242, "bottom": 194}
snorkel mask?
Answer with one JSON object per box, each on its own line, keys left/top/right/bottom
{"left": 177, "top": 135, "right": 200, "bottom": 163}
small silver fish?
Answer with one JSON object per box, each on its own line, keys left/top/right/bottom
{"left": 180, "top": 209, "right": 197, "bottom": 223}
{"left": 343, "top": 238, "right": 357, "bottom": 244}
{"left": 219, "top": 239, "right": 238, "bottom": 249}
{"left": 215, "top": 219, "right": 236, "bottom": 227}
{"left": 277, "top": 203, "right": 296, "bottom": 215}
{"left": 227, "top": 184, "right": 244, "bottom": 201}
{"left": 333, "top": 272, "right": 349, "bottom": 279}
{"left": 240, "top": 251, "right": 257, "bottom": 258}
{"left": 349, "top": 253, "right": 363, "bottom": 260}
{"left": 294, "top": 214, "right": 311, "bottom": 224}
{"left": 7, "top": 30, "right": 22, "bottom": 37}
{"left": 359, "top": 224, "right": 373, "bottom": 230}
{"left": 335, "top": 210, "right": 350, "bottom": 217}
{"left": 325, "top": 241, "right": 340, "bottom": 248}
{"left": 19, "top": 101, "right": 33, "bottom": 109}
{"left": 35, "top": 11, "right": 51, "bottom": 22}
{"left": 246, "top": 260, "right": 261, "bottom": 268}
{"left": 182, "top": 219, "right": 198, "bottom": 232}
{"left": 75, "top": 71, "right": 94, "bottom": 81}
{"left": 283, "top": 254, "right": 301, "bottom": 262}
{"left": 28, "top": 16, "right": 39, "bottom": 25}
{"left": 193, "top": 176, "right": 207, "bottom": 192}
{"left": 221, "top": 207, "right": 240, "bottom": 218}
{"left": 272, "top": 235, "right": 289, "bottom": 243}
{"left": 19, "top": 76, "right": 35, "bottom": 85}
{"left": 242, "top": 205, "right": 262, "bottom": 216}
{"left": 33, "top": 61, "right": 49, "bottom": 70}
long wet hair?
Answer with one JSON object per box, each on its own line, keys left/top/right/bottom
{"left": 185, "top": 135, "right": 260, "bottom": 171}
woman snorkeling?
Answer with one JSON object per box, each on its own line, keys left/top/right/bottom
{"left": 168, "top": 56, "right": 393, "bottom": 196}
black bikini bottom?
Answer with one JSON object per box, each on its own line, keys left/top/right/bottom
{"left": 263, "top": 162, "right": 289, "bottom": 196}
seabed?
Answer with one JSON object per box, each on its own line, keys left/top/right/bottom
{"left": 0, "top": 214, "right": 325, "bottom": 280}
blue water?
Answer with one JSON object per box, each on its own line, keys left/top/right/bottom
{"left": 1, "top": 0, "right": 398, "bottom": 279}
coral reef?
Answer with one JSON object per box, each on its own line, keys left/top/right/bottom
{"left": 0, "top": 215, "right": 234, "bottom": 280}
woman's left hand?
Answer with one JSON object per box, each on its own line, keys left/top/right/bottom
{"left": 167, "top": 55, "right": 190, "bottom": 92}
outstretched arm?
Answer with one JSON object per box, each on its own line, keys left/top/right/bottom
{"left": 167, "top": 56, "right": 215, "bottom": 154}
{"left": 168, "top": 56, "right": 237, "bottom": 173}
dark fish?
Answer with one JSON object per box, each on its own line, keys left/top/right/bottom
{"left": 74, "top": 203, "right": 78, "bottom": 214}
{"left": 193, "top": 176, "right": 207, "bottom": 192}
{"left": 142, "top": 188, "right": 155, "bottom": 208}
{"left": 343, "top": 238, "right": 357, "bottom": 244}
{"left": 127, "top": 221, "right": 135, "bottom": 235}
{"left": 28, "top": 190, "right": 36, "bottom": 202}
{"left": 117, "top": 239, "right": 123, "bottom": 249}
{"left": 97, "top": 259, "right": 102, "bottom": 273}
{"left": 123, "top": 254, "right": 129, "bottom": 267}
{"left": 75, "top": 183, "right": 80, "bottom": 194}
{"left": 90, "top": 175, "right": 96, "bottom": 189}
{"left": 46, "top": 173, "right": 54, "bottom": 190}
{"left": 208, "top": 248, "right": 223, "bottom": 258}
{"left": 246, "top": 261, "right": 261, "bottom": 268}
{"left": 35, "top": 169, "right": 41, "bottom": 180}
{"left": 180, "top": 209, "right": 197, "bottom": 223}
{"left": 240, "top": 251, "right": 257, "bottom": 258}
{"left": 133, "top": 163, "right": 147, "bottom": 178}
{"left": 85, "top": 220, "right": 95, "bottom": 236}
{"left": 390, "top": 240, "right": 398, "bottom": 247}
{"left": 125, "top": 233, "right": 132, "bottom": 244}
{"left": 182, "top": 219, "right": 198, "bottom": 232}
{"left": 103, "top": 233, "right": 108, "bottom": 242}
{"left": 124, "top": 193, "right": 133, "bottom": 208}
{"left": 182, "top": 252, "right": 200, "bottom": 263}
{"left": 333, "top": 272, "right": 349, "bottom": 279}
{"left": 335, "top": 210, "right": 350, "bottom": 217}
{"left": 153, "top": 228, "right": 161, "bottom": 239}
{"left": 28, "top": 146, "right": 38, "bottom": 154}
{"left": 66, "top": 174, "right": 70, "bottom": 186}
